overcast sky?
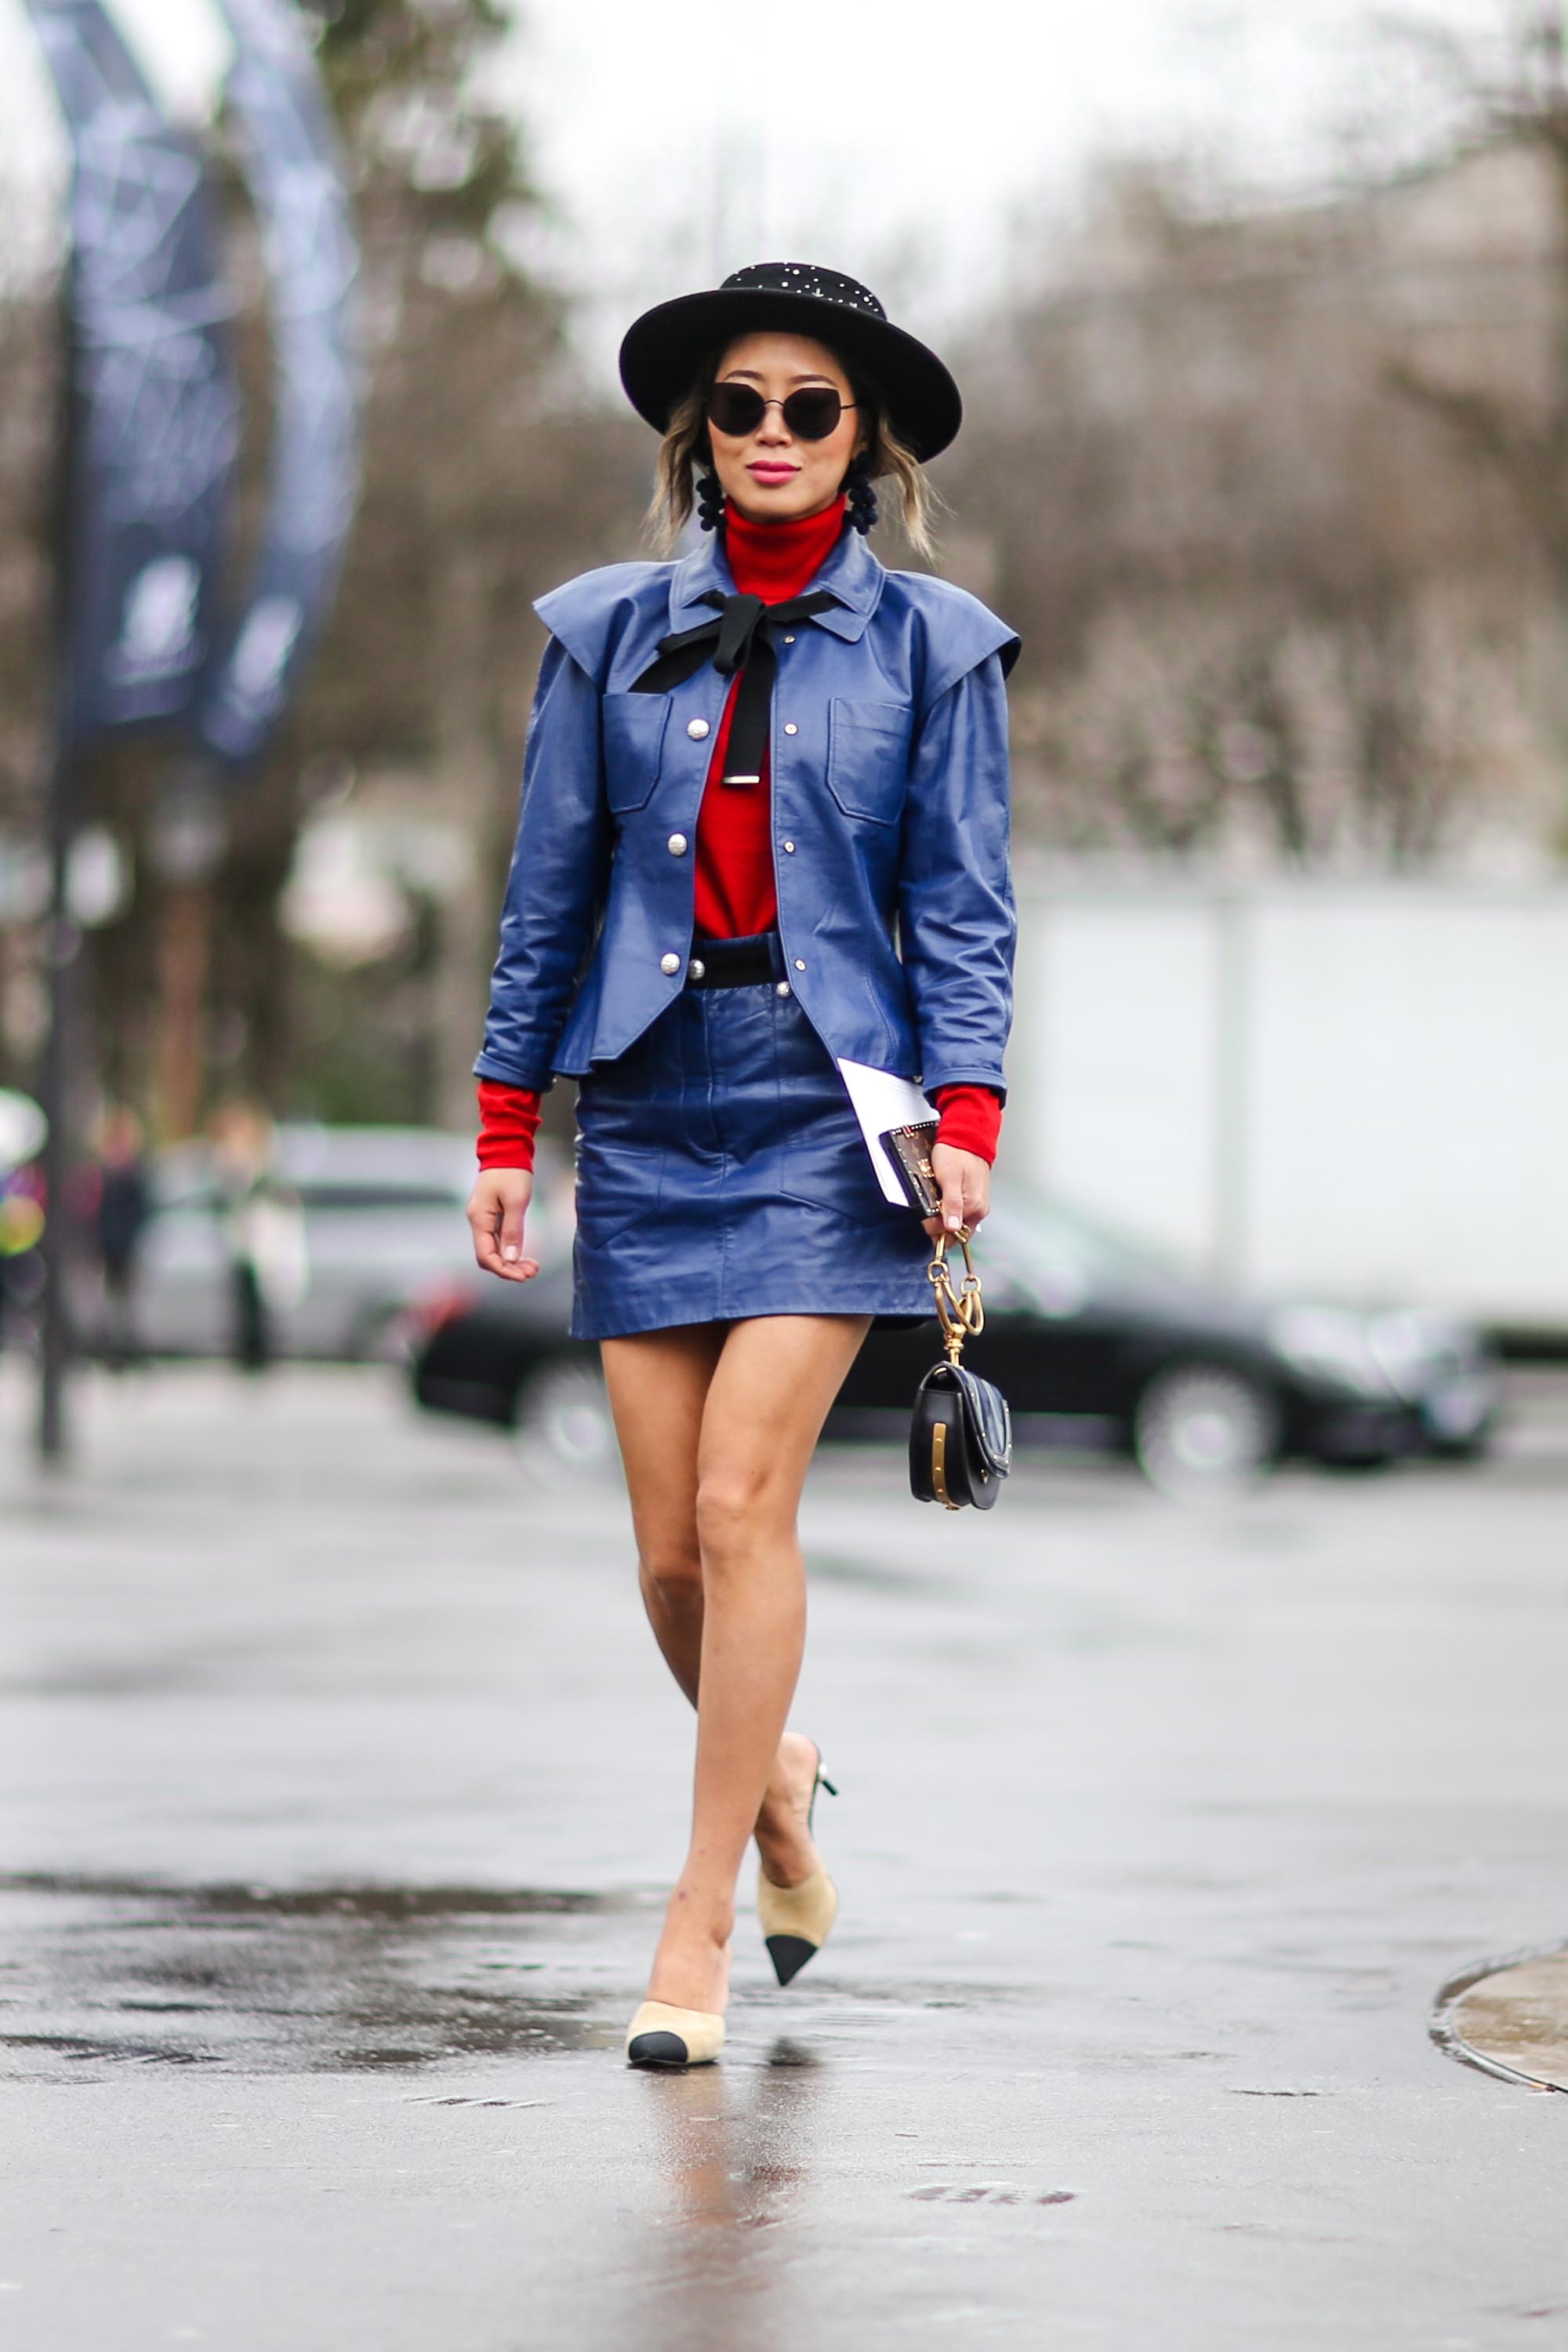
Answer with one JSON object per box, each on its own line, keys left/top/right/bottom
{"left": 502, "top": 0, "right": 1508, "bottom": 365}
{"left": 0, "top": 0, "right": 1512, "bottom": 379}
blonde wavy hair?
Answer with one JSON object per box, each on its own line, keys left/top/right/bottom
{"left": 645, "top": 361, "right": 937, "bottom": 564}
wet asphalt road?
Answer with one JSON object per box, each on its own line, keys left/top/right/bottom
{"left": 2, "top": 1364, "right": 1567, "bottom": 2351}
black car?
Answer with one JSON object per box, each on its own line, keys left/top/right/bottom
{"left": 408, "top": 1180, "right": 1498, "bottom": 1496}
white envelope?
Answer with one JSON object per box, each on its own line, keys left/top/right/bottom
{"left": 834, "top": 1058, "right": 938, "bottom": 1206}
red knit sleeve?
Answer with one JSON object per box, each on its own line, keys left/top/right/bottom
{"left": 932, "top": 1085, "right": 1002, "bottom": 1166}
{"left": 476, "top": 1080, "right": 542, "bottom": 1173}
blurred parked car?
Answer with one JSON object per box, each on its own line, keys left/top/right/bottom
{"left": 129, "top": 1125, "right": 481, "bottom": 1362}
{"left": 407, "top": 1178, "right": 1500, "bottom": 1495}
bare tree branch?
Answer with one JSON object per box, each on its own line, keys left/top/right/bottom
{"left": 1384, "top": 358, "right": 1544, "bottom": 478}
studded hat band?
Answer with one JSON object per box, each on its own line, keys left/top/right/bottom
{"left": 619, "top": 260, "right": 964, "bottom": 465}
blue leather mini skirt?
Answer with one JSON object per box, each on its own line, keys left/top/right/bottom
{"left": 571, "top": 937, "right": 932, "bottom": 1341}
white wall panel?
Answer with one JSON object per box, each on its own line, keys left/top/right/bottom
{"left": 1243, "top": 894, "right": 1568, "bottom": 1313}
{"left": 1026, "top": 899, "right": 1221, "bottom": 1269}
{"left": 1010, "top": 880, "right": 1568, "bottom": 1324}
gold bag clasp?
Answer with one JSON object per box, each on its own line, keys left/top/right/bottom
{"left": 927, "top": 1227, "right": 985, "bottom": 1364}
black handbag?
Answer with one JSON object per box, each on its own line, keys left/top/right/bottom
{"left": 909, "top": 1229, "right": 1012, "bottom": 1510}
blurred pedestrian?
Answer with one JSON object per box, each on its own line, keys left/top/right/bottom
{"left": 467, "top": 264, "right": 1017, "bottom": 2068}
{"left": 0, "top": 1092, "right": 49, "bottom": 1357}
{"left": 209, "top": 1102, "right": 304, "bottom": 1374}
{"left": 0, "top": 1163, "right": 45, "bottom": 1356}
{"left": 92, "top": 1107, "right": 152, "bottom": 1370}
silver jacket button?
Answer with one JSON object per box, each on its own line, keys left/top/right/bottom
{"left": 793, "top": 958, "right": 806, "bottom": 972}
{"left": 667, "top": 833, "right": 688, "bottom": 855}
{"left": 688, "top": 956, "right": 706, "bottom": 981}
{"left": 686, "top": 717, "right": 710, "bottom": 739}
{"left": 782, "top": 840, "right": 796, "bottom": 853}
{"left": 782, "top": 722, "right": 798, "bottom": 736}
{"left": 659, "top": 953, "right": 681, "bottom": 975}
{"left": 775, "top": 981, "right": 792, "bottom": 997}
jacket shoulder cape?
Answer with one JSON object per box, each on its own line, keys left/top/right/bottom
{"left": 877, "top": 567, "right": 1022, "bottom": 708}
{"left": 535, "top": 551, "right": 1020, "bottom": 713}
{"left": 533, "top": 561, "right": 674, "bottom": 688}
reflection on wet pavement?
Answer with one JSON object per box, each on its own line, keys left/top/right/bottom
{"left": 609, "top": 2044, "right": 826, "bottom": 2352}
{"left": 0, "top": 1873, "right": 633, "bottom": 2076}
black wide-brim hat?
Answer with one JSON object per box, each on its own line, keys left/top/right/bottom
{"left": 619, "top": 262, "right": 963, "bottom": 463}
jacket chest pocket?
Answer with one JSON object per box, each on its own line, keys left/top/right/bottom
{"left": 602, "top": 693, "right": 670, "bottom": 814}
{"left": 826, "top": 698, "right": 911, "bottom": 826}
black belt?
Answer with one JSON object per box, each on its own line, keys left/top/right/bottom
{"left": 684, "top": 933, "right": 785, "bottom": 989}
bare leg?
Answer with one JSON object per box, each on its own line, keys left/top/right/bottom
{"left": 603, "top": 1313, "right": 870, "bottom": 2014}
{"left": 602, "top": 1323, "right": 725, "bottom": 1709}
{"left": 602, "top": 1321, "right": 857, "bottom": 1889}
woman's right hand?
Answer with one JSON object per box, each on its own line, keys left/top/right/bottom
{"left": 466, "top": 1168, "right": 539, "bottom": 1283}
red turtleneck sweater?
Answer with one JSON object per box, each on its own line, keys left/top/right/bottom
{"left": 477, "top": 497, "right": 1001, "bottom": 1172}
{"left": 689, "top": 495, "right": 843, "bottom": 937}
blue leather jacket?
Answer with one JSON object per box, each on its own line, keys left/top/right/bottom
{"left": 474, "top": 524, "right": 1019, "bottom": 1097}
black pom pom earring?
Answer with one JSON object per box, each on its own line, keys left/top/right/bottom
{"left": 844, "top": 454, "right": 879, "bottom": 535}
{"left": 695, "top": 469, "right": 724, "bottom": 532}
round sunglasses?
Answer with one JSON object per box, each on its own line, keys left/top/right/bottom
{"left": 706, "top": 382, "right": 858, "bottom": 443}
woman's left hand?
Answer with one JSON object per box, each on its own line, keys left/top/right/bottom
{"left": 923, "top": 1143, "right": 990, "bottom": 1244}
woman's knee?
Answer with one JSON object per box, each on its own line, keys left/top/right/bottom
{"left": 640, "top": 1541, "right": 703, "bottom": 1608}
{"left": 694, "top": 1468, "right": 787, "bottom": 1566}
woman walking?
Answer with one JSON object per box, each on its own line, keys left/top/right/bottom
{"left": 467, "top": 263, "right": 1018, "bottom": 2068}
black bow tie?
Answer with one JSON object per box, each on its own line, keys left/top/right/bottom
{"left": 631, "top": 589, "right": 837, "bottom": 789}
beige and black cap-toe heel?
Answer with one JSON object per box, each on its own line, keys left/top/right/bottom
{"left": 757, "top": 1864, "right": 838, "bottom": 1985}
{"left": 624, "top": 2001, "right": 725, "bottom": 2069}
{"left": 757, "top": 1755, "right": 839, "bottom": 1987}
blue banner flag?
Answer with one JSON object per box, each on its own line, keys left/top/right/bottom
{"left": 24, "top": 0, "right": 239, "bottom": 748}
{"left": 194, "top": 0, "right": 361, "bottom": 768}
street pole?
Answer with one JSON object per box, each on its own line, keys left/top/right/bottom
{"left": 150, "top": 762, "right": 229, "bottom": 1142}
{"left": 37, "top": 237, "right": 79, "bottom": 1471}
{"left": 36, "top": 749, "right": 78, "bottom": 1465}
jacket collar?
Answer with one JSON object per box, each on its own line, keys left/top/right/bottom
{"left": 668, "top": 519, "right": 884, "bottom": 644}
